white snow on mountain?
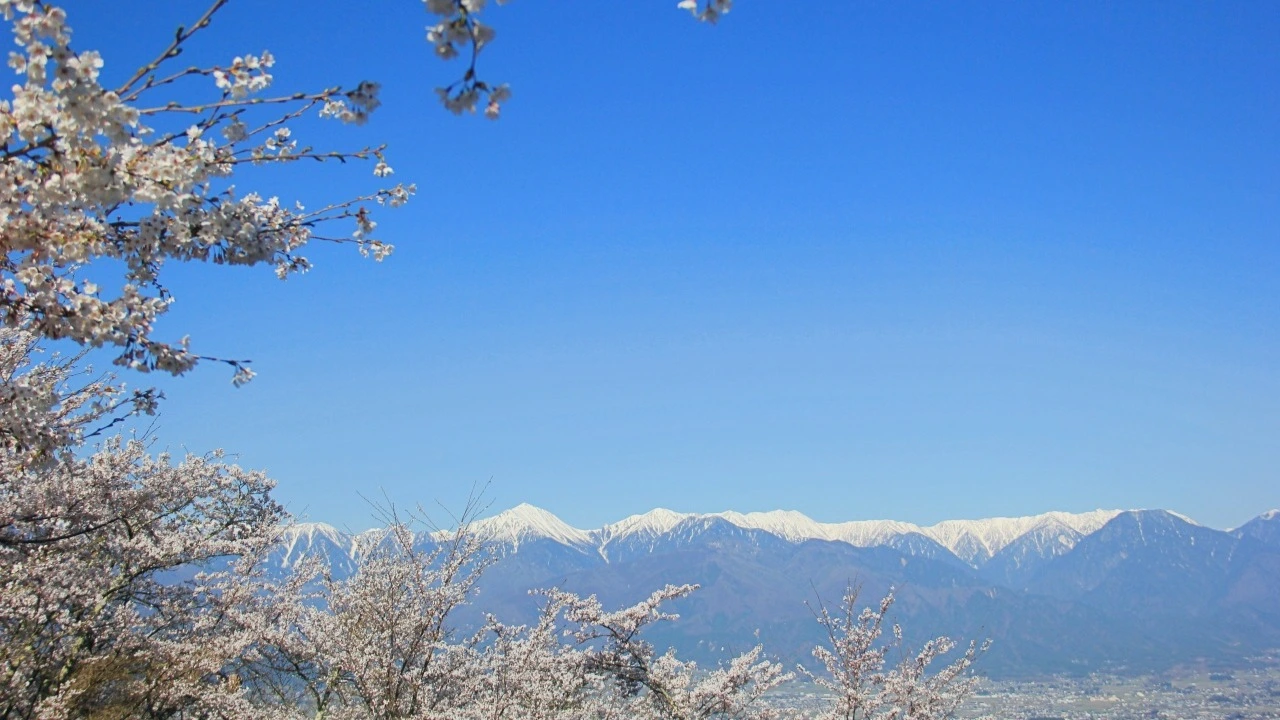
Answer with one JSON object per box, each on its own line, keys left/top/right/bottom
{"left": 277, "top": 521, "right": 356, "bottom": 569}
{"left": 594, "top": 508, "right": 691, "bottom": 560}
{"left": 919, "top": 510, "right": 1122, "bottom": 564}
{"left": 596, "top": 508, "right": 689, "bottom": 543}
{"left": 1226, "top": 509, "right": 1279, "bottom": 533}
{"left": 827, "top": 519, "right": 924, "bottom": 547}
{"left": 468, "top": 505, "right": 1124, "bottom": 567}
{"left": 279, "top": 506, "right": 1133, "bottom": 568}
{"left": 1165, "top": 510, "right": 1202, "bottom": 526}
{"left": 708, "top": 510, "right": 833, "bottom": 543}
{"left": 470, "top": 502, "right": 593, "bottom": 550}
{"left": 281, "top": 521, "right": 347, "bottom": 546}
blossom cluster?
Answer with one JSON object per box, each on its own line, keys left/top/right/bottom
{"left": 678, "top": 0, "right": 734, "bottom": 24}
{"left": 802, "top": 587, "right": 989, "bottom": 720}
{"left": 0, "top": 323, "right": 157, "bottom": 468}
{"left": 421, "top": 0, "right": 728, "bottom": 119}
{"left": 422, "top": 0, "right": 513, "bottom": 118}
{"left": 1, "top": 2, "right": 412, "bottom": 380}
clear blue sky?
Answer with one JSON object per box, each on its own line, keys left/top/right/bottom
{"left": 62, "top": 1, "right": 1278, "bottom": 531}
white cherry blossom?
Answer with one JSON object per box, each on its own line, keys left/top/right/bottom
{"left": 1, "top": 2, "right": 411, "bottom": 380}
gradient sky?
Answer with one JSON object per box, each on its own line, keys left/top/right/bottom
{"left": 58, "top": 1, "right": 1278, "bottom": 531}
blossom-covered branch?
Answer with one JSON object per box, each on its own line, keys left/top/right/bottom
{"left": 801, "top": 585, "right": 990, "bottom": 720}
{"left": 0, "top": 1, "right": 412, "bottom": 382}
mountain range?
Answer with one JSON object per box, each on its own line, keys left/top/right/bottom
{"left": 273, "top": 505, "right": 1280, "bottom": 678}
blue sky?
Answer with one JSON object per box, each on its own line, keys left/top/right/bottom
{"left": 62, "top": 1, "right": 1278, "bottom": 530}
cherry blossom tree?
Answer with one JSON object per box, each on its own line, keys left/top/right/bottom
{"left": 801, "top": 587, "right": 989, "bottom": 720}
{"left": 547, "top": 583, "right": 790, "bottom": 719}
{"left": 241, "top": 518, "right": 493, "bottom": 719}
{"left": 0, "top": 326, "right": 285, "bottom": 719}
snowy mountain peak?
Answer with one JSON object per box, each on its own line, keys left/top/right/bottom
{"left": 1122, "top": 508, "right": 1199, "bottom": 527}
{"left": 917, "top": 509, "right": 1123, "bottom": 563}
{"left": 275, "top": 522, "right": 355, "bottom": 570}
{"left": 1229, "top": 509, "right": 1280, "bottom": 548}
{"left": 471, "top": 503, "right": 592, "bottom": 549}
{"left": 598, "top": 508, "right": 690, "bottom": 542}
{"left": 1223, "top": 507, "right": 1274, "bottom": 530}
{"left": 685, "top": 508, "right": 1124, "bottom": 564}
{"left": 710, "top": 509, "right": 830, "bottom": 542}
{"left": 827, "top": 519, "right": 925, "bottom": 547}
{"left": 275, "top": 505, "right": 1265, "bottom": 582}
{"left": 280, "top": 522, "right": 348, "bottom": 550}
{"left": 533, "top": 506, "right": 1125, "bottom": 566}
{"left": 1165, "top": 509, "right": 1201, "bottom": 526}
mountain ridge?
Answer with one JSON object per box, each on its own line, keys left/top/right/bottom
{"left": 274, "top": 507, "right": 1280, "bottom": 677}
{"left": 284, "top": 504, "right": 1135, "bottom": 569}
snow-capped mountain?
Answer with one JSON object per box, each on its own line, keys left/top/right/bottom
{"left": 596, "top": 508, "right": 689, "bottom": 561}
{"left": 469, "top": 502, "right": 594, "bottom": 551}
{"left": 451, "top": 504, "right": 1124, "bottom": 569}
{"left": 979, "top": 517, "right": 1090, "bottom": 588}
{"left": 275, "top": 505, "right": 1127, "bottom": 571}
{"left": 1231, "top": 508, "right": 1280, "bottom": 549}
{"left": 922, "top": 509, "right": 1121, "bottom": 565}
{"left": 271, "top": 507, "right": 1280, "bottom": 677}
{"left": 275, "top": 522, "right": 355, "bottom": 569}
